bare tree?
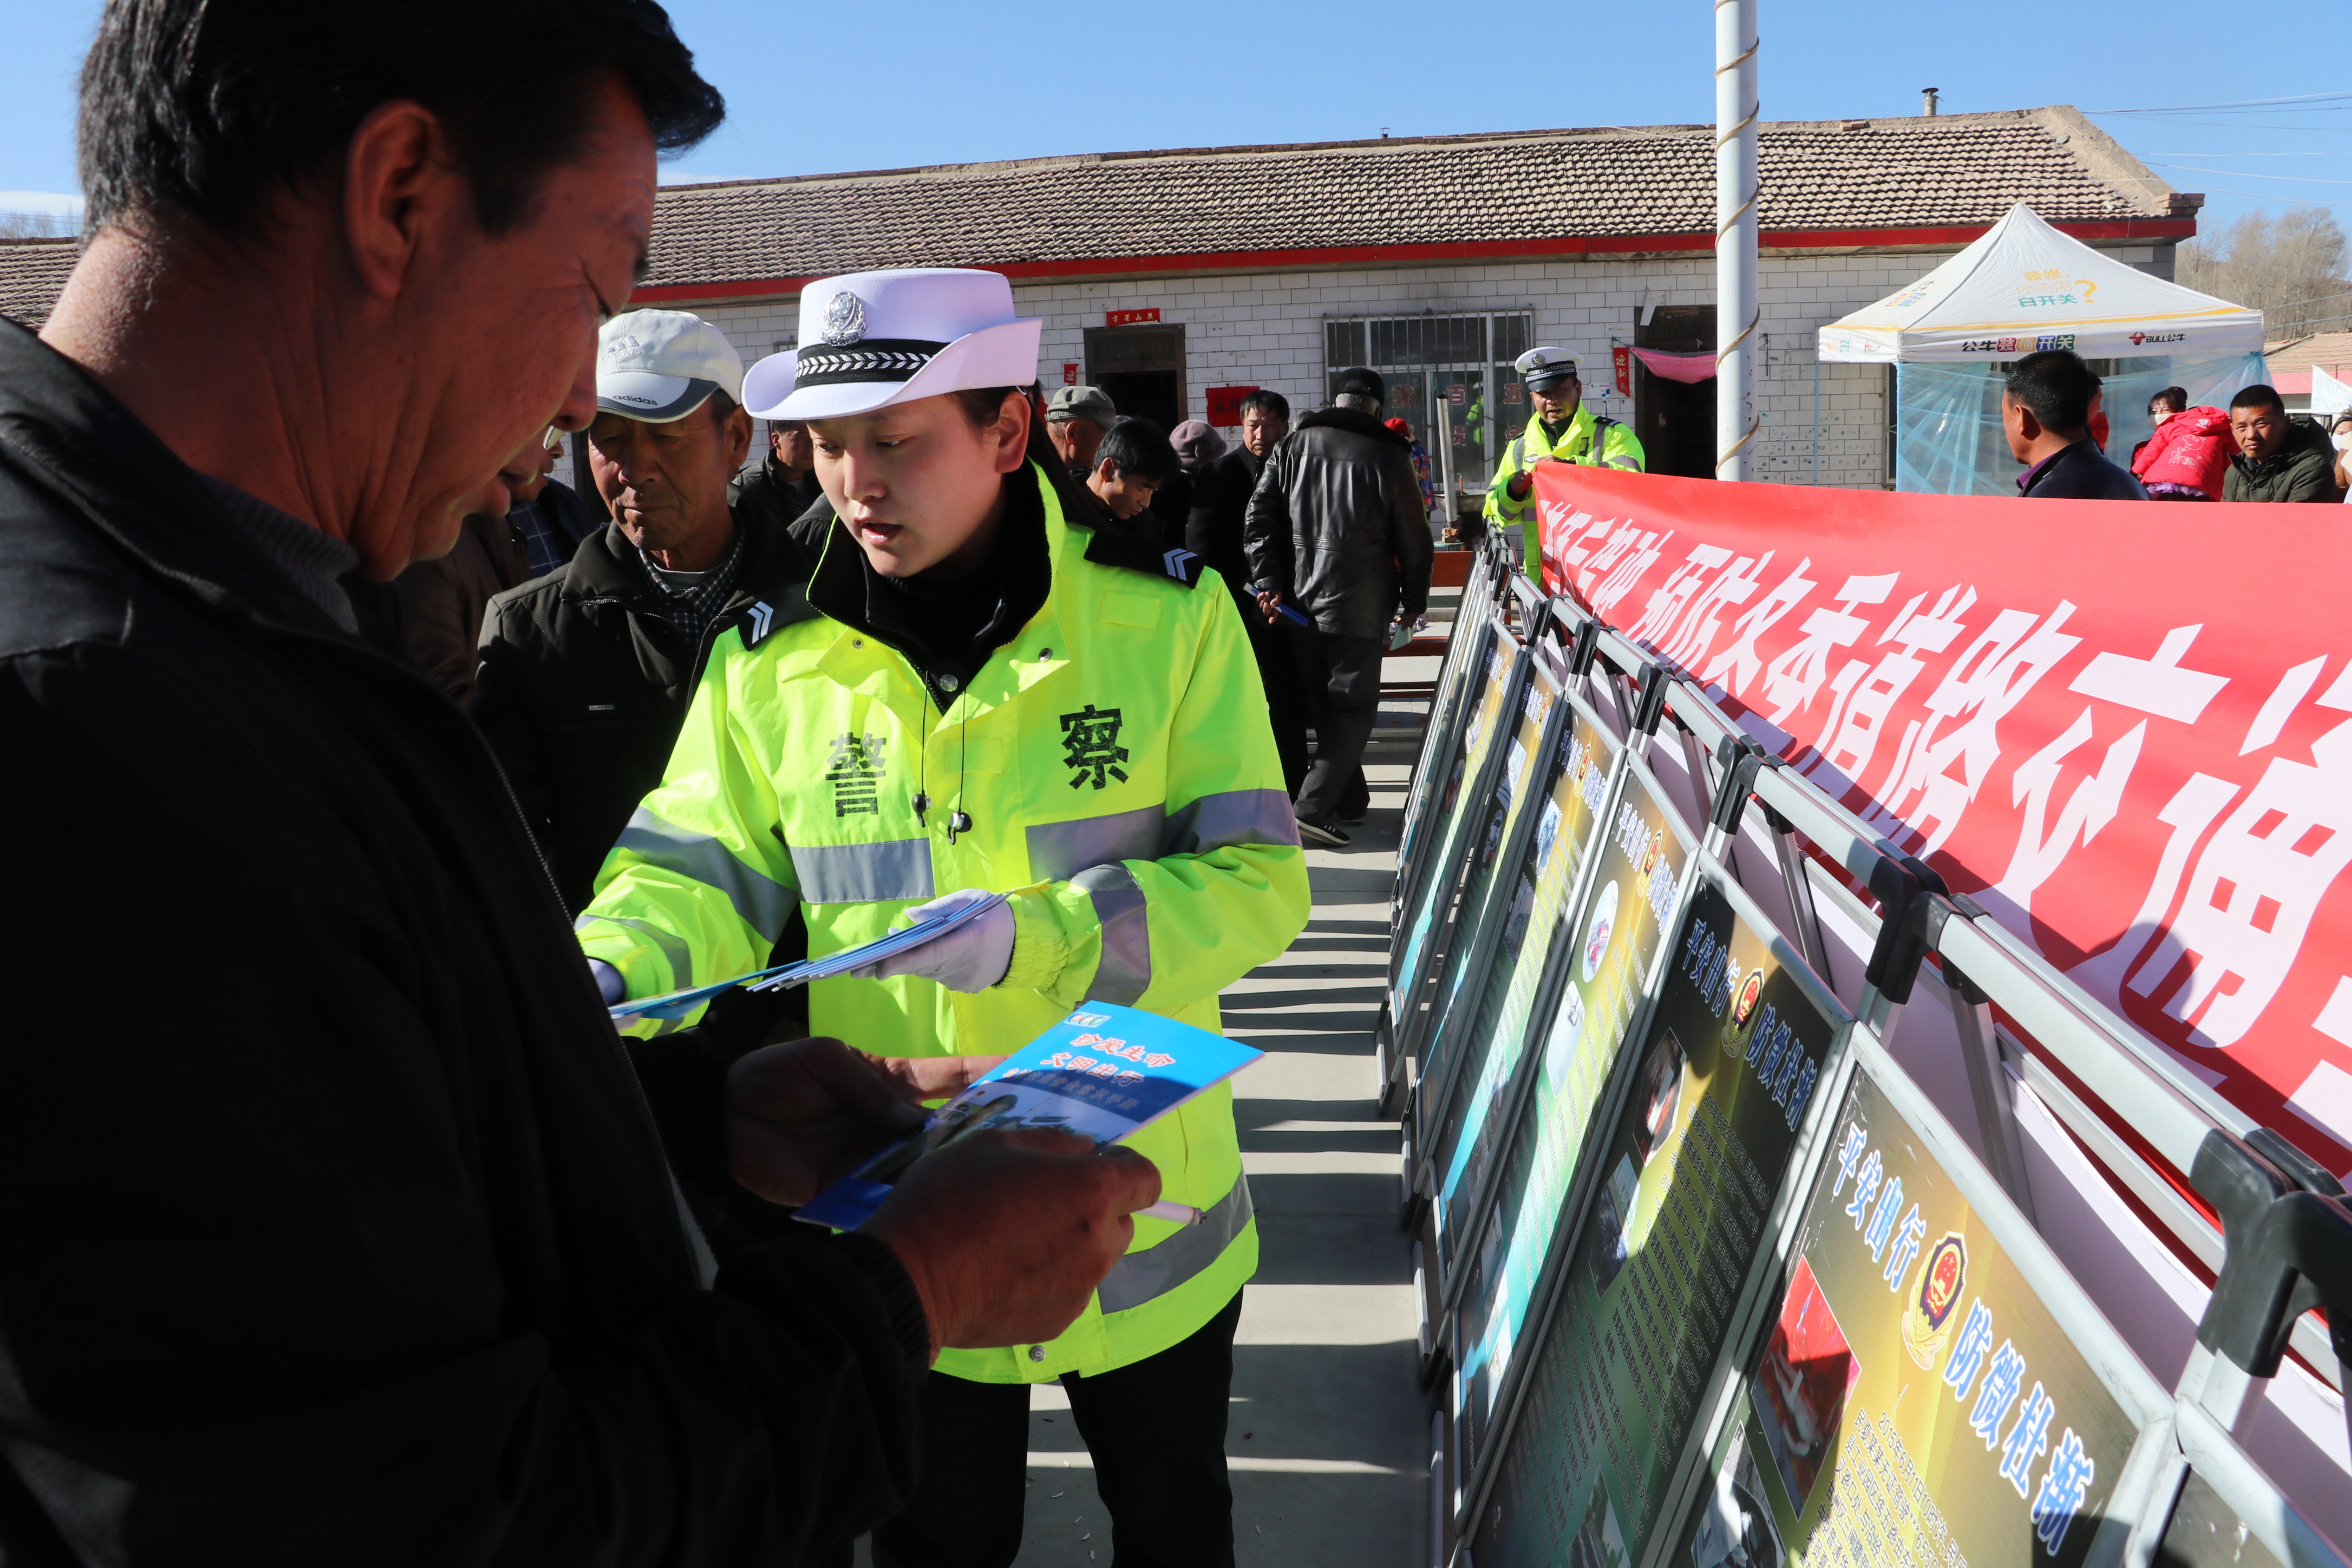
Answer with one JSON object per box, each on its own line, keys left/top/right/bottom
{"left": 0, "top": 211, "right": 79, "bottom": 240}
{"left": 2179, "top": 206, "right": 2352, "bottom": 338}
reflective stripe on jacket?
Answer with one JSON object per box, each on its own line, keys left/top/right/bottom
{"left": 578, "top": 463, "right": 1311, "bottom": 1382}
{"left": 1484, "top": 406, "right": 1647, "bottom": 576}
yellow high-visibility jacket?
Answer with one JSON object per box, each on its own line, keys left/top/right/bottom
{"left": 579, "top": 463, "right": 1310, "bottom": 1382}
{"left": 1484, "top": 405, "right": 1647, "bottom": 578}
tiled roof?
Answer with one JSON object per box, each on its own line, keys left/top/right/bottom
{"left": 0, "top": 238, "right": 77, "bottom": 329}
{"left": 2265, "top": 332, "right": 2352, "bottom": 375}
{"left": 645, "top": 106, "right": 2180, "bottom": 290}
{"left": 0, "top": 107, "right": 2181, "bottom": 328}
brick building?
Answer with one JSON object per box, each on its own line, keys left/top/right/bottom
{"left": 3, "top": 103, "right": 2198, "bottom": 498}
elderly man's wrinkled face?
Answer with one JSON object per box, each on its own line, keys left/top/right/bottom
{"left": 389, "top": 76, "right": 655, "bottom": 574}
{"left": 2232, "top": 400, "right": 2289, "bottom": 462}
{"left": 1048, "top": 416, "right": 1108, "bottom": 473}
{"left": 1240, "top": 406, "right": 1289, "bottom": 459}
{"left": 588, "top": 399, "right": 752, "bottom": 564}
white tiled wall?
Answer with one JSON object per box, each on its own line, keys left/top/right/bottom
{"left": 680, "top": 243, "right": 2165, "bottom": 493}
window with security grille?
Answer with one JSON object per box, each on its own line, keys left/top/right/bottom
{"left": 1323, "top": 311, "right": 1534, "bottom": 509}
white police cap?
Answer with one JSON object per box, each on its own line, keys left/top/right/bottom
{"left": 597, "top": 309, "right": 745, "bottom": 422}
{"left": 747, "top": 268, "right": 1044, "bottom": 421}
{"left": 1515, "top": 347, "right": 1582, "bottom": 387}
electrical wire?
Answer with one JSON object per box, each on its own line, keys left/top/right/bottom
{"left": 2145, "top": 163, "right": 2352, "bottom": 185}
{"left": 2089, "top": 90, "right": 2352, "bottom": 115}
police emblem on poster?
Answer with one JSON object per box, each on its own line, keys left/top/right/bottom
{"left": 1903, "top": 1232, "right": 1968, "bottom": 1370}
{"left": 821, "top": 290, "right": 867, "bottom": 345}
{"left": 1733, "top": 968, "right": 1765, "bottom": 1030}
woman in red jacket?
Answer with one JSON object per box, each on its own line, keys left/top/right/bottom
{"left": 2132, "top": 386, "right": 2237, "bottom": 501}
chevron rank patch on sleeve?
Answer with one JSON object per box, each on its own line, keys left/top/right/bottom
{"left": 1081, "top": 527, "right": 1206, "bottom": 588}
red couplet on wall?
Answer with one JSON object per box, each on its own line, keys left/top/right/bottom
{"left": 1106, "top": 308, "right": 1161, "bottom": 327}
{"left": 1613, "top": 344, "right": 1634, "bottom": 397}
{"left": 1531, "top": 463, "right": 2352, "bottom": 1171}
{"left": 1204, "top": 386, "right": 1257, "bottom": 426}
{"left": 1062, "top": 364, "right": 1079, "bottom": 386}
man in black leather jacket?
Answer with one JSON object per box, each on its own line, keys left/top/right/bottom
{"left": 1242, "top": 367, "right": 1433, "bottom": 845}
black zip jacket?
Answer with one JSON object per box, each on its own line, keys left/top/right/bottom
{"left": 2017, "top": 437, "right": 2149, "bottom": 501}
{"left": 472, "top": 517, "right": 821, "bottom": 915}
{"left": 1241, "top": 406, "right": 1434, "bottom": 638}
{"left": 0, "top": 321, "right": 929, "bottom": 1567}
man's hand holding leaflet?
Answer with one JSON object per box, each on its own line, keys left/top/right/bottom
{"left": 793, "top": 1002, "right": 1260, "bottom": 1233}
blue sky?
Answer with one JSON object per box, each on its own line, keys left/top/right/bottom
{"left": 4, "top": 0, "right": 2347, "bottom": 239}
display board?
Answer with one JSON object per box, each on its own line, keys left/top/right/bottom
{"left": 1445, "top": 760, "right": 1707, "bottom": 1485}
{"left": 1392, "top": 628, "right": 1530, "bottom": 1043}
{"left": 2159, "top": 1471, "right": 2289, "bottom": 1568}
{"left": 1462, "top": 865, "right": 1854, "bottom": 1565}
{"left": 1668, "top": 1061, "right": 2152, "bottom": 1568}
{"left": 1416, "top": 660, "right": 1569, "bottom": 1125}
{"left": 1423, "top": 695, "right": 1622, "bottom": 1282}
{"left": 1396, "top": 576, "right": 1500, "bottom": 883}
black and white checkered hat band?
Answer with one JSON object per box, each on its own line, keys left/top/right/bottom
{"left": 792, "top": 338, "right": 949, "bottom": 388}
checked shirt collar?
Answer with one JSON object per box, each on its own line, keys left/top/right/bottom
{"left": 632, "top": 526, "right": 746, "bottom": 656}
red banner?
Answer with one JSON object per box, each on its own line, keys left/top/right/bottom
{"left": 1533, "top": 465, "right": 2352, "bottom": 1171}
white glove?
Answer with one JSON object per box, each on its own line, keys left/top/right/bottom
{"left": 589, "top": 958, "right": 626, "bottom": 1005}
{"left": 850, "top": 887, "right": 1017, "bottom": 993}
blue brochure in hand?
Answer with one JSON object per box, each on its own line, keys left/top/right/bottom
{"left": 795, "top": 1002, "right": 1262, "bottom": 1232}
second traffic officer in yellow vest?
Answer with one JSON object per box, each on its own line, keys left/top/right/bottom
{"left": 578, "top": 267, "right": 1309, "bottom": 1568}
{"left": 1484, "top": 347, "right": 1646, "bottom": 580}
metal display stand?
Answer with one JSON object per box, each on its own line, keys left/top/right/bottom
{"left": 1386, "top": 565, "right": 2352, "bottom": 1568}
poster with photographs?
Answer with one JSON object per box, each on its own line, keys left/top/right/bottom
{"left": 1668, "top": 1067, "right": 2141, "bottom": 1568}
{"left": 1466, "top": 874, "right": 1847, "bottom": 1568}
{"left": 1419, "top": 669, "right": 1562, "bottom": 1104}
{"left": 1443, "top": 762, "right": 1691, "bottom": 1447}
{"left": 1392, "top": 637, "right": 1524, "bottom": 1023}
{"left": 1427, "top": 704, "right": 1618, "bottom": 1270}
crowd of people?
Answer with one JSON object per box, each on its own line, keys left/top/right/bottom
{"left": 2002, "top": 347, "right": 2351, "bottom": 503}
{"left": 9, "top": 4, "right": 2347, "bottom": 1567}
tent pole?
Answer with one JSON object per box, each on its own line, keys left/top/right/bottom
{"left": 1812, "top": 351, "right": 1821, "bottom": 485}
{"left": 1714, "top": 0, "right": 1759, "bottom": 481}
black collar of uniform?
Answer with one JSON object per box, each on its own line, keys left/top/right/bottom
{"left": 805, "top": 464, "right": 1054, "bottom": 688}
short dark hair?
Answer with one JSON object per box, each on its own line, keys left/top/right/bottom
{"left": 78, "top": 0, "right": 726, "bottom": 238}
{"left": 2230, "top": 384, "right": 2286, "bottom": 418}
{"left": 2004, "top": 350, "right": 2099, "bottom": 436}
{"left": 2149, "top": 386, "right": 2189, "bottom": 416}
{"left": 1093, "top": 418, "right": 1180, "bottom": 486}
{"left": 1237, "top": 388, "right": 1291, "bottom": 422}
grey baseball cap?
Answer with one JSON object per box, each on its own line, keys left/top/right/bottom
{"left": 1047, "top": 384, "right": 1118, "bottom": 425}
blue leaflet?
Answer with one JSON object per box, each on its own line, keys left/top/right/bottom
{"left": 796, "top": 1001, "right": 1262, "bottom": 1231}
{"left": 605, "top": 893, "right": 1011, "bottom": 1023}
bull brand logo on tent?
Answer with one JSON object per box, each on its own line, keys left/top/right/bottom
{"left": 1902, "top": 1232, "right": 1969, "bottom": 1368}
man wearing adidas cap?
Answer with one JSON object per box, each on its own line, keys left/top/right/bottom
{"left": 1485, "top": 347, "right": 1645, "bottom": 580}
{"left": 580, "top": 267, "right": 1309, "bottom": 1566}
{"left": 474, "top": 308, "right": 818, "bottom": 923}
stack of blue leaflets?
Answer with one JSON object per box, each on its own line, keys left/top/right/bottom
{"left": 795, "top": 1001, "right": 1262, "bottom": 1231}
{"left": 606, "top": 893, "right": 1010, "bottom": 1024}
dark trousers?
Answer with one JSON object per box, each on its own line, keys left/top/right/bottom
{"left": 1245, "top": 613, "right": 1310, "bottom": 798}
{"left": 1289, "top": 629, "right": 1384, "bottom": 825}
{"left": 869, "top": 1291, "right": 1243, "bottom": 1568}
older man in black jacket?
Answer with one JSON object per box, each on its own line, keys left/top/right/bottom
{"left": 1243, "top": 367, "right": 1433, "bottom": 847}
{"left": 0, "top": 5, "right": 1158, "bottom": 1564}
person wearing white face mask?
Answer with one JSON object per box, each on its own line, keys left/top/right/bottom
{"left": 2332, "top": 413, "right": 2352, "bottom": 501}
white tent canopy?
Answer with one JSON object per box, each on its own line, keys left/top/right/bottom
{"left": 1817, "top": 203, "right": 2263, "bottom": 364}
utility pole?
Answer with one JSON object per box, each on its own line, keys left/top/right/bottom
{"left": 1714, "top": 0, "right": 1759, "bottom": 481}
